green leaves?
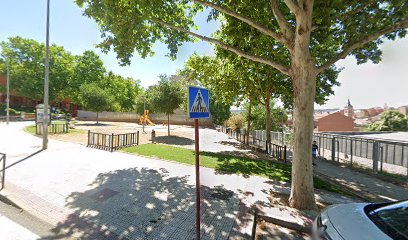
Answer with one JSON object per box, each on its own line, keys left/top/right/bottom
{"left": 1, "top": 36, "right": 142, "bottom": 111}
{"left": 79, "top": 83, "right": 119, "bottom": 113}
{"left": 77, "top": 0, "right": 198, "bottom": 64}
{"left": 146, "top": 75, "right": 185, "bottom": 115}
{"left": 368, "top": 110, "right": 408, "bottom": 131}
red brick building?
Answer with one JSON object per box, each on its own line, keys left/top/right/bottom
{"left": 316, "top": 112, "right": 355, "bottom": 132}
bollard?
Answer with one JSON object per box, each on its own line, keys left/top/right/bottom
{"left": 331, "top": 137, "right": 336, "bottom": 161}
{"left": 151, "top": 129, "right": 156, "bottom": 143}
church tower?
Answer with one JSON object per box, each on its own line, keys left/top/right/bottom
{"left": 344, "top": 99, "right": 354, "bottom": 118}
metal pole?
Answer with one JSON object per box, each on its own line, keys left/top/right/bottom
{"left": 6, "top": 59, "right": 10, "bottom": 125}
{"left": 42, "top": 0, "right": 50, "bottom": 150}
{"left": 194, "top": 119, "right": 200, "bottom": 240}
{"left": 143, "top": 97, "right": 146, "bottom": 133}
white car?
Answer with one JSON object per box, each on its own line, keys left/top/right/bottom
{"left": 313, "top": 200, "right": 408, "bottom": 240}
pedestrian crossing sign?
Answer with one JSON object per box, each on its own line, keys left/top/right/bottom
{"left": 188, "top": 86, "right": 210, "bottom": 119}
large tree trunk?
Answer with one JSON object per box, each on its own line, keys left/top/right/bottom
{"left": 246, "top": 101, "right": 252, "bottom": 144}
{"left": 289, "top": 1, "right": 318, "bottom": 210}
{"left": 96, "top": 112, "right": 99, "bottom": 124}
{"left": 167, "top": 113, "right": 170, "bottom": 136}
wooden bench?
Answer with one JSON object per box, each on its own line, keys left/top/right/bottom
{"left": 249, "top": 144, "right": 263, "bottom": 152}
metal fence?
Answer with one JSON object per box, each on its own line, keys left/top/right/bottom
{"left": 219, "top": 125, "right": 408, "bottom": 176}
{"left": 0, "top": 153, "right": 5, "bottom": 190}
{"left": 218, "top": 126, "right": 288, "bottom": 162}
{"left": 36, "top": 123, "right": 69, "bottom": 134}
{"left": 87, "top": 131, "right": 139, "bottom": 152}
{"left": 312, "top": 132, "right": 408, "bottom": 176}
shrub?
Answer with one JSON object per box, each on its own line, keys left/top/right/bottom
{"left": 226, "top": 113, "right": 245, "bottom": 131}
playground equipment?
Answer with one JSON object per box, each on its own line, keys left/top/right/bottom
{"left": 139, "top": 109, "right": 155, "bottom": 126}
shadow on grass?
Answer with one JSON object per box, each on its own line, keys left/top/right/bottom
{"left": 218, "top": 141, "right": 252, "bottom": 150}
{"left": 154, "top": 136, "right": 194, "bottom": 146}
{"left": 201, "top": 151, "right": 291, "bottom": 182}
{"left": 40, "top": 167, "right": 252, "bottom": 240}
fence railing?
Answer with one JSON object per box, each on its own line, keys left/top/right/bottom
{"left": 312, "top": 132, "right": 408, "bottom": 176}
{"left": 36, "top": 123, "right": 69, "bottom": 134}
{"left": 219, "top": 125, "right": 408, "bottom": 176}
{"left": 267, "top": 142, "right": 287, "bottom": 162}
{"left": 218, "top": 126, "right": 288, "bottom": 162}
{"left": 87, "top": 131, "right": 139, "bottom": 152}
{"left": 0, "top": 153, "right": 5, "bottom": 190}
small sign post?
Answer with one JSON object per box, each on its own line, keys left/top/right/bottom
{"left": 188, "top": 86, "right": 210, "bottom": 240}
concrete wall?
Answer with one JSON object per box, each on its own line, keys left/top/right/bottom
{"left": 77, "top": 108, "right": 213, "bottom": 126}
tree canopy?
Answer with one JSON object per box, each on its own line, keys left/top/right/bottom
{"left": 0, "top": 36, "right": 142, "bottom": 112}
{"left": 79, "top": 83, "right": 119, "bottom": 124}
{"left": 367, "top": 110, "right": 408, "bottom": 131}
{"left": 76, "top": 0, "right": 408, "bottom": 209}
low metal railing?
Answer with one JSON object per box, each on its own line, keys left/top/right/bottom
{"left": 36, "top": 123, "right": 69, "bottom": 134}
{"left": 87, "top": 131, "right": 139, "bottom": 152}
{"left": 0, "top": 153, "right": 5, "bottom": 190}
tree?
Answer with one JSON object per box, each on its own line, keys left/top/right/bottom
{"left": 69, "top": 50, "right": 107, "bottom": 103}
{"left": 210, "top": 95, "right": 231, "bottom": 125}
{"left": 147, "top": 75, "right": 184, "bottom": 136}
{"left": 79, "top": 83, "right": 118, "bottom": 124}
{"left": 76, "top": 0, "right": 408, "bottom": 209}
{"left": 104, "top": 72, "right": 141, "bottom": 111}
{"left": 1, "top": 36, "right": 74, "bottom": 102}
{"left": 181, "top": 54, "right": 337, "bottom": 145}
{"left": 367, "top": 110, "right": 408, "bottom": 131}
{"left": 244, "top": 100, "right": 287, "bottom": 132}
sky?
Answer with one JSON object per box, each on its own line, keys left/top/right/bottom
{"left": 0, "top": 0, "right": 407, "bottom": 110}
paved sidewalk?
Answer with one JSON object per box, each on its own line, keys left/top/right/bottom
{"left": 314, "top": 157, "right": 408, "bottom": 202}
{"left": 0, "top": 122, "right": 354, "bottom": 239}
{"left": 0, "top": 213, "right": 39, "bottom": 240}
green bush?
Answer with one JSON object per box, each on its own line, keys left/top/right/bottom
{"left": 226, "top": 113, "right": 246, "bottom": 130}
{"left": 8, "top": 108, "right": 20, "bottom": 116}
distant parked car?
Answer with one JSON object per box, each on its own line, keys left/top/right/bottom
{"left": 313, "top": 200, "right": 408, "bottom": 240}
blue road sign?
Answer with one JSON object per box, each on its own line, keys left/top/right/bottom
{"left": 188, "top": 86, "right": 210, "bottom": 119}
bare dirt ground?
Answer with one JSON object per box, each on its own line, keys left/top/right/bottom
{"left": 49, "top": 121, "right": 196, "bottom": 146}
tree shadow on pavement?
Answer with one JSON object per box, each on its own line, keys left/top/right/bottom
{"left": 153, "top": 136, "right": 194, "bottom": 146}
{"left": 40, "top": 167, "right": 253, "bottom": 240}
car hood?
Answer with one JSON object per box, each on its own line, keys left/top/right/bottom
{"left": 327, "top": 203, "right": 391, "bottom": 240}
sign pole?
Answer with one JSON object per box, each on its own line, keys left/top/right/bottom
{"left": 188, "top": 86, "right": 209, "bottom": 240}
{"left": 195, "top": 118, "right": 200, "bottom": 240}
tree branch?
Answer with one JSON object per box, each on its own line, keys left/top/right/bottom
{"left": 270, "top": 0, "right": 294, "bottom": 43}
{"left": 284, "top": 0, "right": 300, "bottom": 13}
{"left": 152, "top": 18, "right": 290, "bottom": 75}
{"left": 191, "top": 0, "right": 288, "bottom": 47}
{"left": 318, "top": 18, "right": 408, "bottom": 73}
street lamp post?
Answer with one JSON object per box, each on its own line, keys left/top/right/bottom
{"left": 6, "top": 58, "right": 10, "bottom": 125}
{"left": 42, "top": 0, "right": 50, "bottom": 150}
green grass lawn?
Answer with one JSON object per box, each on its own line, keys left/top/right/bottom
{"left": 123, "top": 144, "right": 345, "bottom": 194}
{"left": 24, "top": 124, "right": 86, "bottom": 135}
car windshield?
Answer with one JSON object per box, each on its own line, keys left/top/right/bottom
{"left": 366, "top": 201, "right": 408, "bottom": 240}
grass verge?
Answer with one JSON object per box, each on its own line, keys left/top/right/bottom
{"left": 24, "top": 124, "right": 86, "bottom": 135}
{"left": 123, "top": 144, "right": 346, "bottom": 194}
